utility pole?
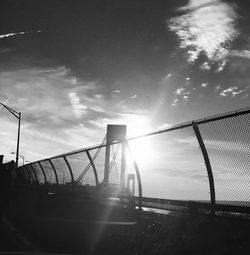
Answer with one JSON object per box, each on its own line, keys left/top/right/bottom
{"left": 0, "top": 103, "right": 21, "bottom": 167}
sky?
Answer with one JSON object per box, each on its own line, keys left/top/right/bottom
{"left": 0, "top": 0, "right": 250, "bottom": 200}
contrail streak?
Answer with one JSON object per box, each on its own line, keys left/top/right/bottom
{"left": 26, "top": 150, "right": 48, "bottom": 158}
{"left": 3, "top": 96, "right": 12, "bottom": 104}
{"left": 0, "top": 96, "right": 12, "bottom": 109}
{"left": 0, "top": 30, "right": 41, "bottom": 39}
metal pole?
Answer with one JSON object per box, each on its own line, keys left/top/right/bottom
{"left": 0, "top": 103, "right": 21, "bottom": 167}
{"left": 120, "top": 141, "right": 126, "bottom": 189}
{"left": 29, "top": 164, "right": 39, "bottom": 183}
{"left": 192, "top": 122, "right": 215, "bottom": 215}
{"left": 38, "top": 162, "right": 47, "bottom": 183}
{"left": 63, "top": 156, "right": 75, "bottom": 192}
{"left": 104, "top": 142, "right": 110, "bottom": 184}
{"left": 48, "top": 159, "right": 59, "bottom": 185}
{"left": 16, "top": 112, "right": 21, "bottom": 167}
{"left": 125, "top": 141, "right": 142, "bottom": 210}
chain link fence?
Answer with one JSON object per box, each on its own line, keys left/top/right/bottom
{"left": 17, "top": 108, "right": 250, "bottom": 213}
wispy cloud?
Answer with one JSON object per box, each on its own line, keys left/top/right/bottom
{"left": 88, "top": 118, "right": 110, "bottom": 128}
{"left": 0, "top": 30, "right": 41, "bottom": 39}
{"left": 26, "top": 150, "right": 49, "bottom": 159}
{"left": 176, "top": 136, "right": 198, "bottom": 147}
{"left": 158, "top": 123, "right": 171, "bottom": 130}
{"left": 130, "top": 94, "right": 137, "bottom": 99}
{"left": 168, "top": 0, "right": 238, "bottom": 66}
{"left": 68, "top": 92, "right": 87, "bottom": 118}
{"left": 229, "top": 50, "right": 250, "bottom": 59}
{"left": 0, "top": 95, "right": 12, "bottom": 110}
{"left": 0, "top": 63, "right": 151, "bottom": 160}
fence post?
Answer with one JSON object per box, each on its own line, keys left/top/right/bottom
{"left": 38, "top": 162, "right": 47, "bottom": 184}
{"left": 28, "top": 165, "right": 38, "bottom": 183}
{"left": 48, "top": 159, "right": 59, "bottom": 185}
{"left": 22, "top": 166, "right": 33, "bottom": 183}
{"left": 192, "top": 122, "right": 215, "bottom": 215}
{"left": 63, "top": 156, "right": 75, "bottom": 192}
{"left": 125, "top": 141, "right": 142, "bottom": 210}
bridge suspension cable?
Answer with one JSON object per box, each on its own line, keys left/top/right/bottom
{"left": 108, "top": 143, "right": 120, "bottom": 174}
{"left": 76, "top": 135, "right": 106, "bottom": 184}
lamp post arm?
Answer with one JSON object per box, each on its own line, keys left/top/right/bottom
{"left": 0, "top": 103, "right": 20, "bottom": 119}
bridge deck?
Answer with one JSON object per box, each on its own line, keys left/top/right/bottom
{"left": 4, "top": 184, "right": 250, "bottom": 254}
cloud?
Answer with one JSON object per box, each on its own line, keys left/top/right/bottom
{"left": 130, "top": 94, "right": 137, "bottom": 99}
{"left": 177, "top": 0, "right": 218, "bottom": 11}
{"left": 171, "top": 98, "right": 179, "bottom": 107}
{"left": 216, "top": 60, "right": 227, "bottom": 72}
{"left": 201, "top": 83, "right": 208, "bottom": 88}
{"left": 175, "top": 88, "right": 185, "bottom": 95}
{"left": 26, "top": 150, "right": 49, "bottom": 159}
{"left": 162, "top": 74, "right": 172, "bottom": 81}
{"left": 88, "top": 105, "right": 105, "bottom": 113}
{"left": 219, "top": 86, "right": 244, "bottom": 97}
{"left": 171, "top": 87, "right": 192, "bottom": 106}
{"left": 158, "top": 123, "right": 171, "bottom": 130}
{"left": 0, "top": 30, "right": 41, "bottom": 39}
{"left": 88, "top": 118, "right": 110, "bottom": 128}
{"left": 229, "top": 50, "right": 250, "bottom": 59}
{"left": 68, "top": 92, "right": 87, "bottom": 118}
{"left": 0, "top": 66, "right": 99, "bottom": 159}
{"left": 94, "top": 94, "right": 104, "bottom": 99}
{"left": 168, "top": 0, "right": 238, "bottom": 65}
{"left": 200, "top": 62, "right": 211, "bottom": 71}
{"left": 0, "top": 62, "right": 153, "bottom": 161}
{"left": 176, "top": 136, "right": 198, "bottom": 147}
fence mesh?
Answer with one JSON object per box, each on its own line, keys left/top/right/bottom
{"left": 50, "top": 158, "right": 72, "bottom": 185}
{"left": 32, "top": 163, "right": 45, "bottom": 183}
{"left": 89, "top": 147, "right": 106, "bottom": 183}
{"left": 40, "top": 160, "right": 57, "bottom": 184}
{"left": 199, "top": 113, "right": 250, "bottom": 207}
{"left": 128, "top": 127, "right": 210, "bottom": 201}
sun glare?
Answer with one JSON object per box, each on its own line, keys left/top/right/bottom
{"left": 128, "top": 138, "right": 157, "bottom": 167}
{"left": 124, "top": 115, "right": 157, "bottom": 167}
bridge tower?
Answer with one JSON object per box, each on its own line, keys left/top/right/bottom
{"left": 103, "top": 124, "right": 127, "bottom": 188}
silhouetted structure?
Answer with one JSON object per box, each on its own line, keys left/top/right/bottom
{"left": 0, "top": 156, "right": 15, "bottom": 221}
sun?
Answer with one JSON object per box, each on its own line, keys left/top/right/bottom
{"left": 128, "top": 138, "right": 156, "bottom": 167}
{"left": 123, "top": 115, "right": 157, "bottom": 167}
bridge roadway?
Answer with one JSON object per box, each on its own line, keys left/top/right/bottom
{"left": 0, "top": 217, "right": 35, "bottom": 252}
{"left": 3, "top": 184, "right": 250, "bottom": 254}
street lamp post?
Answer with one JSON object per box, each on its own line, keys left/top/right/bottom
{"left": 0, "top": 103, "right": 21, "bottom": 167}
